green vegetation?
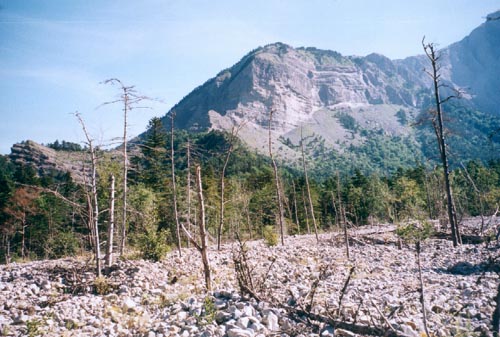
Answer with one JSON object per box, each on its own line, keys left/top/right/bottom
{"left": 46, "top": 140, "right": 84, "bottom": 152}
{"left": 93, "top": 276, "right": 112, "bottom": 295}
{"left": 1, "top": 112, "right": 500, "bottom": 264}
{"left": 263, "top": 225, "right": 279, "bottom": 246}
{"left": 137, "top": 229, "right": 171, "bottom": 262}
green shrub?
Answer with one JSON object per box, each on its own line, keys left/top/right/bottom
{"left": 396, "top": 221, "right": 434, "bottom": 243}
{"left": 94, "top": 276, "right": 111, "bottom": 295}
{"left": 137, "top": 229, "right": 171, "bottom": 262}
{"left": 196, "top": 296, "right": 217, "bottom": 325}
{"left": 263, "top": 226, "right": 278, "bottom": 246}
{"left": 26, "top": 319, "right": 43, "bottom": 337}
{"left": 45, "top": 231, "right": 80, "bottom": 259}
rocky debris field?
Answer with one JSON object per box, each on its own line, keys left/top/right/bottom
{"left": 0, "top": 223, "right": 499, "bottom": 337}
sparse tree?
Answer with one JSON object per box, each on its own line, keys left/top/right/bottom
{"left": 101, "top": 78, "right": 153, "bottom": 255}
{"left": 105, "top": 175, "right": 115, "bottom": 268}
{"left": 169, "top": 111, "right": 182, "bottom": 256}
{"left": 337, "top": 172, "right": 350, "bottom": 259}
{"left": 180, "top": 165, "right": 212, "bottom": 291}
{"left": 217, "top": 123, "right": 246, "bottom": 250}
{"left": 75, "top": 112, "right": 102, "bottom": 277}
{"left": 422, "top": 38, "right": 461, "bottom": 246}
{"left": 268, "top": 109, "right": 285, "bottom": 245}
{"left": 300, "top": 126, "right": 319, "bottom": 242}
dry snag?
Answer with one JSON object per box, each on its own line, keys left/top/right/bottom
{"left": 422, "top": 38, "right": 461, "bottom": 246}
{"left": 180, "top": 165, "right": 211, "bottom": 291}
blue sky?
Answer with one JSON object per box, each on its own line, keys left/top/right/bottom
{"left": 1, "top": 0, "right": 498, "bottom": 154}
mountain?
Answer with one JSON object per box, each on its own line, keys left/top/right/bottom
{"left": 8, "top": 12, "right": 500, "bottom": 178}
{"left": 159, "top": 11, "right": 500, "bottom": 175}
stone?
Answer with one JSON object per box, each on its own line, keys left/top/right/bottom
{"left": 40, "top": 280, "right": 51, "bottom": 290}
{"left": 122, "top": 298, "right": 136, "bottom": 312}
{"left": 334, "top": 329, "right": 356, "bottom": 337}
{"left": 215, "top": 311, "right": 232, "bottom": 324}
{"left": 248, "top": 322, "right": 266, "bottom": 332}
{"left": 13, "top": 314, "right": 29, "bottom": 325}
{"left": 264, "top": 312, "right": 279, "bottom": 331}
{"left": 177, "top": 311, "right": 188, "bottom": 321}
{"left": 237, "top": 317, "right": 250, "bottom": 329}
{"left": 28, "top": 283, "right": 40, "bottom": 295}
{"left": 227, "top": 327, "right": 254, "bottom": 337}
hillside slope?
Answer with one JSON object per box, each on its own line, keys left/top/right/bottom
{"left": 157, "top": 12, "right": 500, "bottom": 174}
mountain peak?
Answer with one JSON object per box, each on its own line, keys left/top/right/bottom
{"left": 486, "top": 10, "right": 500, "bottom": 21}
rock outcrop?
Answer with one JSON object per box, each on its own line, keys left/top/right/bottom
{"left": 9, "top": 140, "right": 89, "bottom": 183}
{"left": 159, "top": 12, "right": 500, "bottom": 167}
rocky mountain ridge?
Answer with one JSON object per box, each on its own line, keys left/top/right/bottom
{"left": 9, "top": 141, "right": 88, "bottom": 183}
{"left": 5, "top": 11, "right": 500, "bottom": 177}
{"left": 162, "top": 11, "right": 500, "bottom": 170}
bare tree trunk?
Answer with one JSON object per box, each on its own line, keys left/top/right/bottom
{"left": 6, "top": 238, "right": 11, "bottom": 265}
{"left": 106, "top": 175, "right": 115, "bottom": 268}
{"left": 292, "top": 180, "right": 301, "bottom": 235}
{"left": 179, "top": 165, "right": 212, "bottom": 291}
{"left": 217, "top": 143, "right": 232, "bottom": 250}
{"left": 101, "top": 79, "right": 152, "bottom": 255}
{"left": 120, "top": 93, "right": 128, "bottom": 256}
{"left": 76, "top": 112, "right": 101, "bottom": 277}
{"left": 268, "top": 109, "right": 285, "bottom": 245}
{"left": 337, "top": 172, "right": 350, "bottom": 259}
{"left": 186, "top": 138, "right": 192, "bottom": 248}
{"left": 217, "top": 124, "right": 245, "bottom": 250}
{"left": 21, "top": 216, "right": 26, "bottom": 260}
{"left": 460, "top": 162, "right": 486, "bottom": 235}
{"left": 331, "top": 191, "right": 339, "bottom": 229}
{"left": 196, "top": 165, "right": 211, "bottom": 290}
{"left": 302, "top": 189, "right": 311, "bottom": 234}
{"left": 301, "top": 127, "right": 319, "bottom": 242}
{"left": 170, "top": 112, "right": 182, "bottom": 256}
{"left": 422, "top": 39, "right": 461, "bottom": 247}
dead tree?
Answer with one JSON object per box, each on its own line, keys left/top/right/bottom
{"left": 101, "top": 78, "right": 153, "bottom": 255}
{"left": 337, "top": 171, "right": 350, "bottom": 259}
{"left": 292, "top": 180, "right": 301, "bottom": 235}
{"left": 300, "top": 126, "right": 319, "bottom": 242}
{"left": 105, "top": 175, "right": 115, "bottom": 268}
{"left": 460, "top": 162, "right": 488, "bottom": 235}
{"left": 180, "top": 165, "right": 212, "bottom": 291}
{"left": 170, "top": 111, "right": 182, "bottom": 256}
{"left": 302, "top": 189, "right": 311, "bottom": 234}
{"left": 218, "top": 123, "right": 246, "bottom": 250}
{"left": 268, "top": 108, "right": 285, "bottom": 245}
{"left": 75, "top": 112, "right": 102, "bottom": 277}
{"left": 422, "top": 38, "right": 461, "bottom": 246}
{"left": 186, "top": 138, "right": 192, "bottom": 248}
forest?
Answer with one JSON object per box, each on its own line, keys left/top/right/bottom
{"left": 1, "top": 116, "right": 499, "bottom": 264}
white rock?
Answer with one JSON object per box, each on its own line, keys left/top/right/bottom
{"left": 265, "top": 312, "right": 279, "bottom": 331}
{"left": 237, "top": 316, "right": 250, "bottom": 328}
{"left": 227, "top": 327, "right": 255, "bottom": 337}
{"left": 122, "top": 297, "right": 136, "bottom": 312}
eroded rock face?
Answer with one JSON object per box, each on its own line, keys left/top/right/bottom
{"left": 170, "top": 11, "right": 500, "bottom": 136}
{"left": 172, "top": 43, "right": 429, "bottom": 136}
{"left": 10, "top": 141, "right": 59, "bottom": 176}
{"left": 8, "top": 140, "right": 120, "bottom": 184}
{"left": 164, "top": 14, "right": 500, "bottom": 163}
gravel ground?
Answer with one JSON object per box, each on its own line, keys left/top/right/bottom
{"left": 0, "top": 221, "right": 499, "bottom": 337}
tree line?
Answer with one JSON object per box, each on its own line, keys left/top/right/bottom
{"left": 1, "top": 122, "right": 499, "bottom": 264}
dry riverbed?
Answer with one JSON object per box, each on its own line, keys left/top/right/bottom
{"left": 0, "top": 222, "right": 499, "bottom": 336}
